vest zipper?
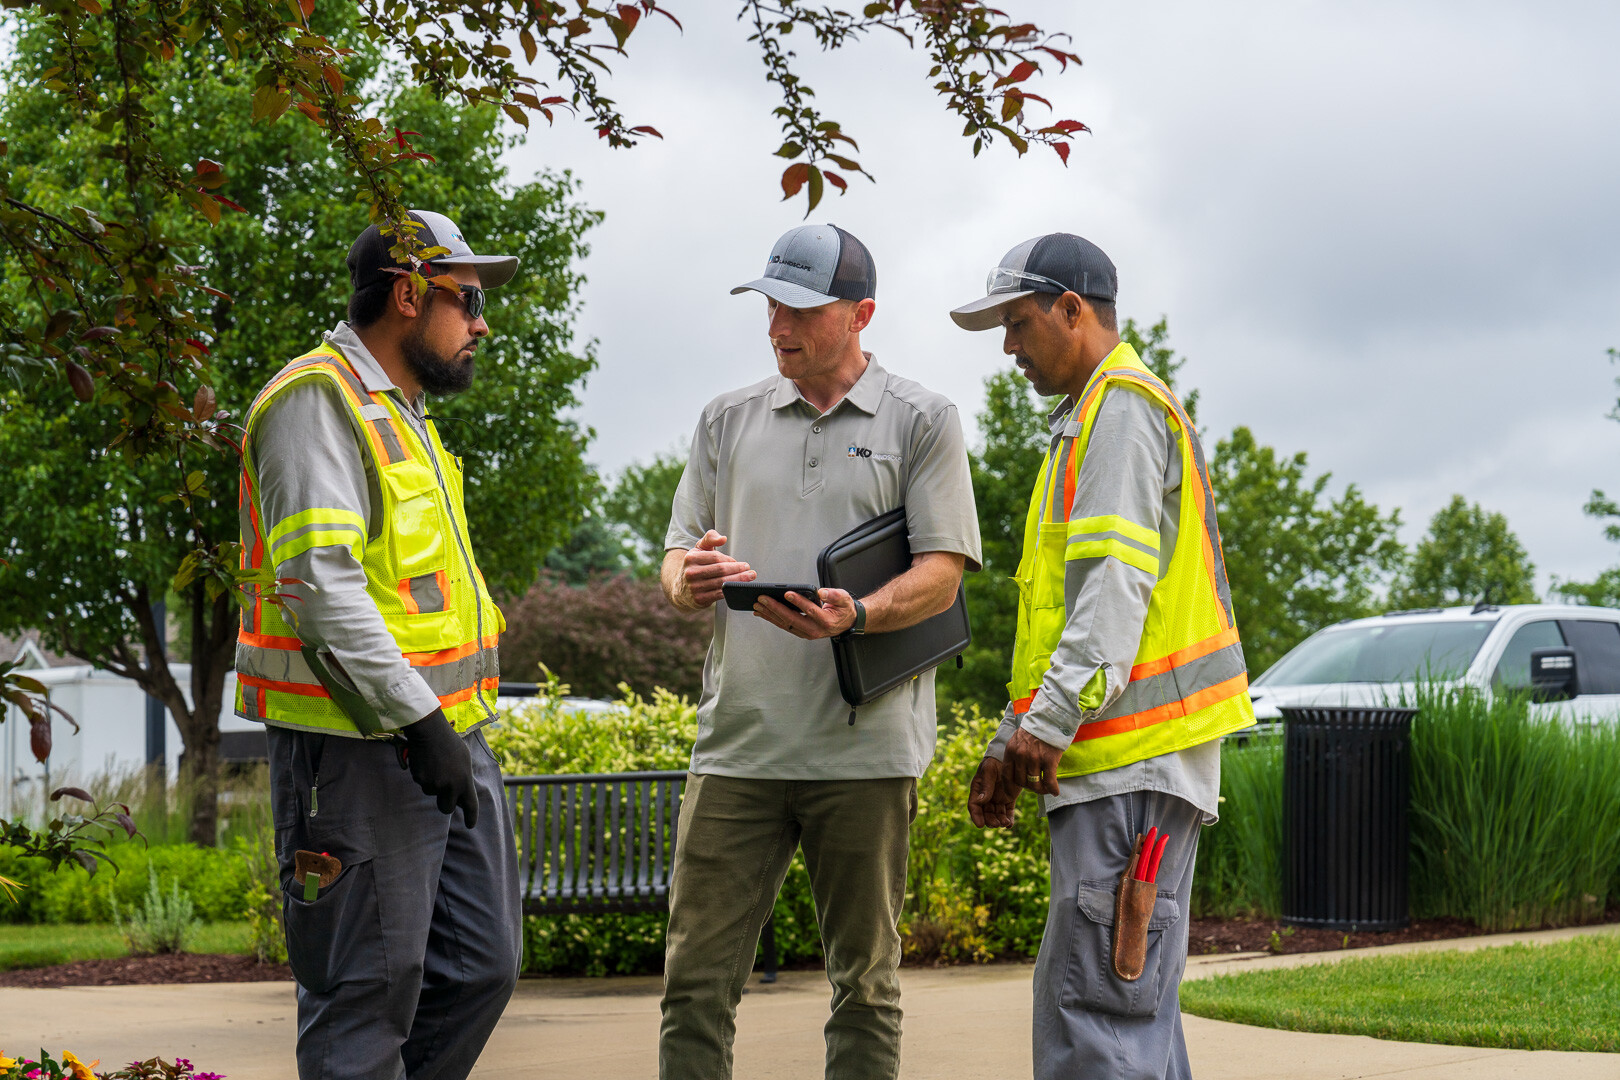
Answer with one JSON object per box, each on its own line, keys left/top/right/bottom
{"left": 413, "top": 410, "right": 495, "bottom": 726}
{"left": 309, "top": 776, "right": 319, "bottom": 818}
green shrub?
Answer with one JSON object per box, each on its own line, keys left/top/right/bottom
{"left": 112, "top": 866, "right": 201, "bottom": 955}
{"left": 490, "top": 680, "right": 1057, "bottom": 974}
{"left": 0, "top": 840, "right": 252, "bottom": 925}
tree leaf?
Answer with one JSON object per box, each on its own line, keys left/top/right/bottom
{"left": 520, "top": 28, "right": 538, "bottom": 64}
{"left": 30, "top": 717, "right": 52, "bottom": 762}
{"left": 52, "top": 786, "right": 95, "bottom": 803}
{"left": 780, "top": 162, "right": 811, "bottom": 199}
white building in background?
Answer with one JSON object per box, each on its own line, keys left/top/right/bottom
{"left": 1, "top": 635, "right": 263, "bottom": 822}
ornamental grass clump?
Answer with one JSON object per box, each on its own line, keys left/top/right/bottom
{"left": 1407, "top": 683, "right": 1620, "bottom": 930}
{"left": 1190, "top": 733, "right": 1284, "bottom": 918}
{"left": 110, "top": 867, "right": 199, "bottom": 955}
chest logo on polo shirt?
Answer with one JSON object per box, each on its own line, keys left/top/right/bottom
{"left": 848, "top": 445, "right": 902, "bottom": 463}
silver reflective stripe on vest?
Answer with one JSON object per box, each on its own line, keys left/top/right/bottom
{"left": 1088, "top": 640, "right": 1248, "bottom": 724}
{"left": 415, "top": 647, "right": 501, "bottom": 696}
{"left": 236, "top": 643, "right": 326, "bottom": 688}
{"left": 1066, "top": 529, "right": 1160, "bottom": 563}
{"left": 404, "top": 572, "right": 447, "bottom": 613}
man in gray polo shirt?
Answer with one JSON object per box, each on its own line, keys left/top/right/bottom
{"left": 658, "top": 224, "right": 982, "bottom": 1080}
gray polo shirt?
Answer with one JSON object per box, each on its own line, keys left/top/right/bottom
{"left": 666, "top": 355, "right": 982, "bottom": 780}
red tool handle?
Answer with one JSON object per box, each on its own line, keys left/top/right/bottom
{"left": 1135, "top": 827, "right": 1159, "bottom": 880}
{"left": 1145, "top": 833, "right": 1170, "bottom": 883}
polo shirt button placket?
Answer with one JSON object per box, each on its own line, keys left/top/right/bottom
{"left": 804, "top": 413, "right": 827, "bottom": 494}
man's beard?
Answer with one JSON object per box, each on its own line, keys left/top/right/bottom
{"left": 402, "top": 320, "right": 475, "bottom": 396}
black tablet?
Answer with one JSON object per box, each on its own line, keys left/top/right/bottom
{"left": 722, "top": 582, "right": 821, "bottom": 611}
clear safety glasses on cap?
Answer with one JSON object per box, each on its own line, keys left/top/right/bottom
{"left": 985, "top": 266, "right": 1069, "bottom": 296}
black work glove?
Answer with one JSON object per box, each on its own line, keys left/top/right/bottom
{"left": 398, "top": 708, "right": 479, "bottom": 828}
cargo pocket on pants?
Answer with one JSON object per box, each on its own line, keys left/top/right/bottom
{"left": 1060, "top": 879, "right": 1181, "bottom": 1017}
{"left": 282, "top": 858, "right": 384, "bottom": 994}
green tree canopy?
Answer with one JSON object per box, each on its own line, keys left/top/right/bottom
{"left": 936, "top": 366, "right": 1048, "bottom": 712}
{"left": 1390, "top": 495, "right": 1537, "bottom": 609}
{"left": 1213, "top": 427, "right": 1406, "bottom": 676}
{"left": 605, "top": 446, "right": 688, "bottom": 577}
{"left": 0, "top": 12, "right": 596, "bottom": 843}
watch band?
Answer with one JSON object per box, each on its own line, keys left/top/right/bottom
{"left": 848, "top": 598, "right": 867, "bottom": 637}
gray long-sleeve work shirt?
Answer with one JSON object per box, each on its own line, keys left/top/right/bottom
{"left": 242, "top": 323, "right": 442, "bottom": 733}
{"left": 986, "top": 377, "right": 1220, "bottom": 821}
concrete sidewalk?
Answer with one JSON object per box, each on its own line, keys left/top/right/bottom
{"left": 4, "top": 924, "right": 1616, "bottom": 1078}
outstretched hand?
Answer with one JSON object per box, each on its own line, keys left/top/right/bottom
{"left": 968, "top": 757, "right": 1017, "bottom": 828}
{"left": 679, "top": 530, "right": 755, "bottom": 609}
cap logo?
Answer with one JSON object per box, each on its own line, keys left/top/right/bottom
{"left": 770, "top": 255, "right": 815, "bottom": 271}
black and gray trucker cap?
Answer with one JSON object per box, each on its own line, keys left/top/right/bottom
{"left": 347, "top": 210, "right": 519, "bottom": 292}
{"left": 731, "top": 223, "right": 876, "bottom": 308}
{"left": 949, "top": 233, "right": 1117, "bottom": 331}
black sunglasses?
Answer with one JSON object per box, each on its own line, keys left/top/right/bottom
{"left": 427, "top": 281, "right": 486, "bottom": 320}
{"left": 378, "top": 266, "right": 486, "bottom": 319}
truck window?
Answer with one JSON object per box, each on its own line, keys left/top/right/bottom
{"left": 1557, "top": 620, "right": 1620, "bottom": 695}
{"left": 1492, "top": 620, "right": 1564, "bottom": 690}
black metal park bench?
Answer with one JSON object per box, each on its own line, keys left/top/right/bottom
{"left": 502, "top": 769, "right": 778, "bottom": 981}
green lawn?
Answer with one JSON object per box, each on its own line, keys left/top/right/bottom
{"left": 1181, "top": 931, "right": 1620, "bottom": 1053}
{"left": 0, "top": 922, "right": 252, "bottom": 971}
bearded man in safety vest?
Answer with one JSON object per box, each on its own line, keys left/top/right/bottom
{"left": 952, "top": 233, "right": 1254, "bottom": 1080}
{"left": 235, "top": 211, "right": 520, "bottom": 1080}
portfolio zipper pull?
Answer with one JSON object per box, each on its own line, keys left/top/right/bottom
{"left": 848, "top": 708, "right": 857, "bottom": 726}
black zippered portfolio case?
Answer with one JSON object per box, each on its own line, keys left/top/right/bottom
{"left": 816, "top": 507, "right": 972, "bottom": 710}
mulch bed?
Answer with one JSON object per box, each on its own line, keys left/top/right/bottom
{"left": 0, "top": 953, "right": 293, "bottom": 989}
{"left": 1187, "top": 915, "right": 1501, "bottom": 956}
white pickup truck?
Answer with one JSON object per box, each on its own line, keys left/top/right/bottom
{"left": 1247, "top": 603, "right": 1620, "bottom": 724}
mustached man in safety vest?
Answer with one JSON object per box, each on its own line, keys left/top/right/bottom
{"left": 236, "top": 212, "right": 521, "bottom": 1079}
{"left": 951, "top": 233, "right": 1254, "bottom": 1080}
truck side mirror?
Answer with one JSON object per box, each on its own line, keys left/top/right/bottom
{"left": 1529, "top": 647, "right": 1577, "bottom": 702}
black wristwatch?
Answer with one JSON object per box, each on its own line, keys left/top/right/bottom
{"left": 844, "top": 598, "right": 867, "bottom": 638}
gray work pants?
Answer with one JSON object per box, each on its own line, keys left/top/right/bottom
{"left": 659, "top": 774, "right": 918, "bottom": 1080}
{"left": 1034, "top": 791, "right": 1203, "bottom": 1080}
{"left": 268, "top": 725, "right": 522, "bottom": 1080}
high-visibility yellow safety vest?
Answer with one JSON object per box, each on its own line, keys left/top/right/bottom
{"left": 235, "top": 344, "right": 503, "bottom": 737}
{"left": 1008, "top": 343, "right": 1255, "bottom": 776}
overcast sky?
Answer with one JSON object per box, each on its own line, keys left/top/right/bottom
{"left": 502, "top": 1, "right": 1620, "bottom": 592}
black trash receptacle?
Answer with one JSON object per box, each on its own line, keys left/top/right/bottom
{"left": 1280, "top": 705, "right": 1415, "bottom": 931}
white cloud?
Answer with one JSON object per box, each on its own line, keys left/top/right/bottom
{"left": 498, "top": 0, "right": 1620, "bottom": 588}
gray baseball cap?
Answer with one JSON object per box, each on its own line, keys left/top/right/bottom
{"left": 347, "top": 210, "right": 519, "bottom": 292}
{"left": 950, "top": 233, "right": 1117, "bottom": 331}
{"left": 731, "top": 223, "right": 877, "bottom": 309}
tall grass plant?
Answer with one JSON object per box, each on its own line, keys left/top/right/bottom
{"left": 1407, "top": 684, "right": 1620, "bottom": 929}
{"left": 1191, "top": 734, "right": 1284, "bottom": 918}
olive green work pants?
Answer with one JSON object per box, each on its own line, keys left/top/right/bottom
{"left": 658, "top": 773, "right": 919, "bottom": 1080}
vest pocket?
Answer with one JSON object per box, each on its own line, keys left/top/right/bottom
{"left": 381, "top": 461, "right": 449, "bottom": 579}
{"left": 1031, "top": 522, "right": 1069, "bottom": 610}
{"left": 1060, "top": 879, "right": 1181, "bottom": 1017}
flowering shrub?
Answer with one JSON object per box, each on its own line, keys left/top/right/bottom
{"left": 0, "top": 1052, "right": 221, "bottom": 1080}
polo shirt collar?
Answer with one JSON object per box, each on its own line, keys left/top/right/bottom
{"left": 324, "top": 321, "right": 400, "bottom": 396}
{"left": 770, "top": 352, "right": 887, "bottom": 416}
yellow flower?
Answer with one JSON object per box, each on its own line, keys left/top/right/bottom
{"left": 60, "top": 1051, "right": 100, "bottom": 1080}
{"left": 0, "top": 1056, "right": 17, "bottom": 1069}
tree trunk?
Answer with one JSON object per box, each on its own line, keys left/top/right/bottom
{"left": 180, "top": 587, "right": 238, "bottom": 847}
